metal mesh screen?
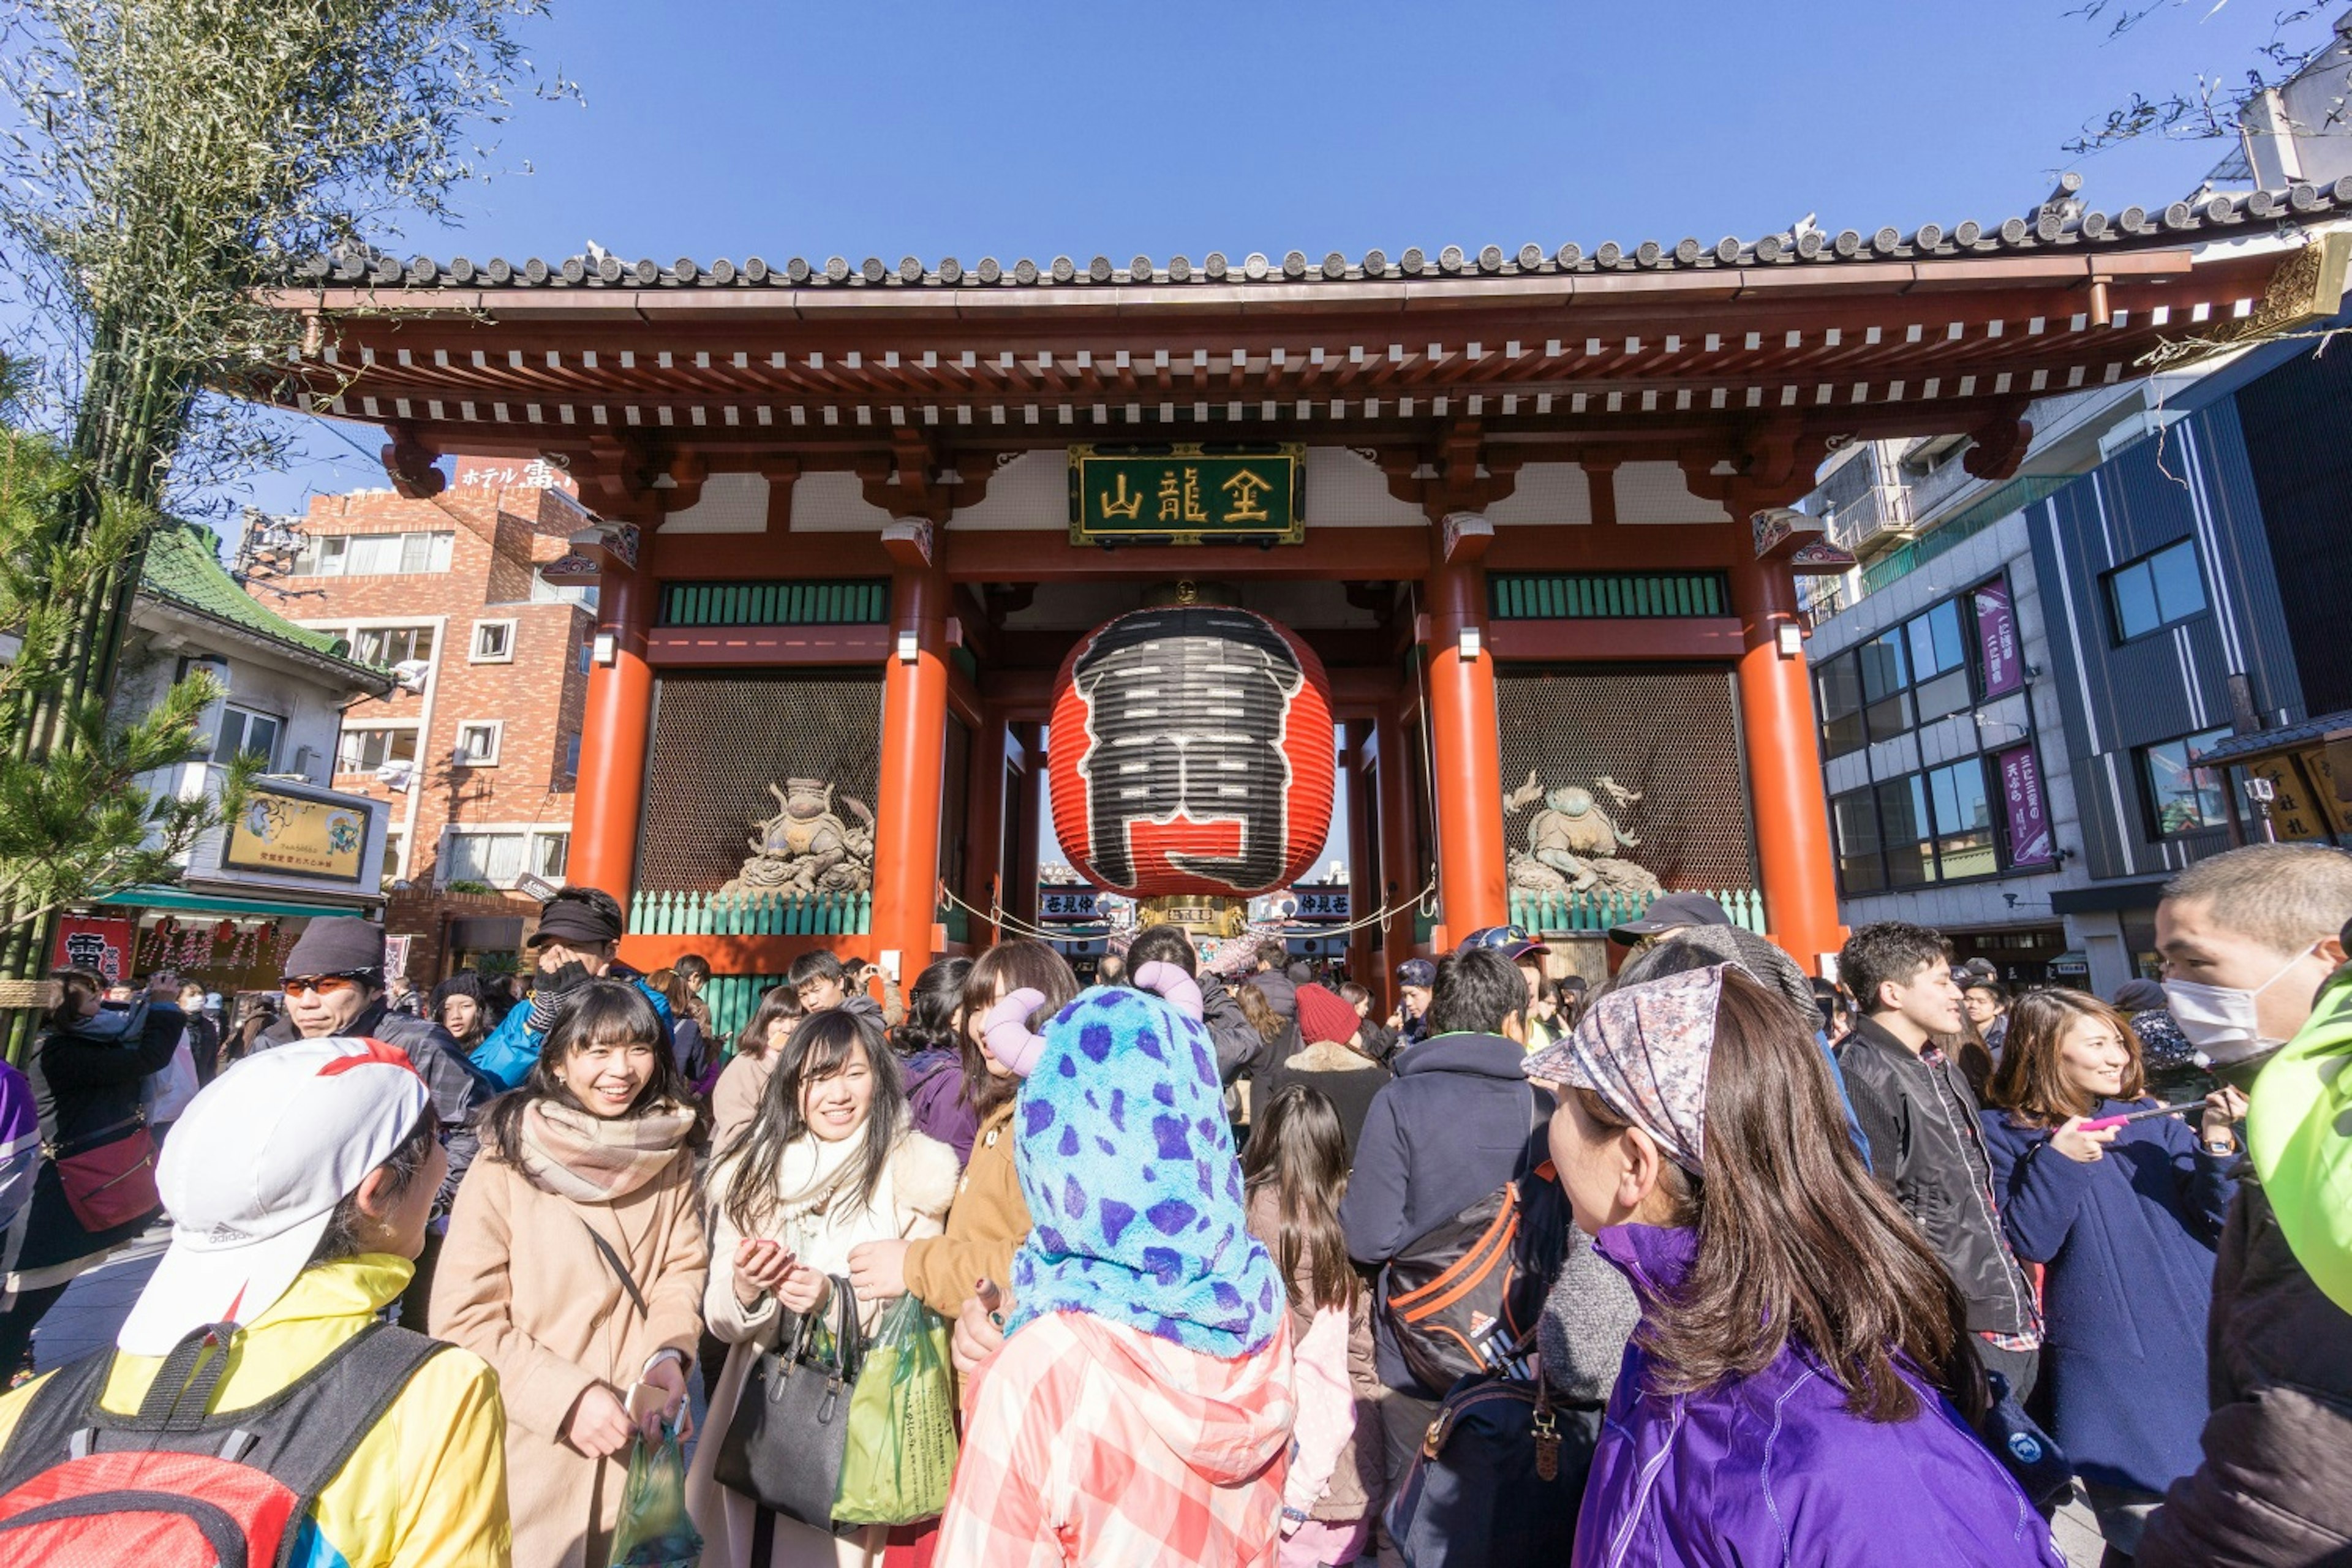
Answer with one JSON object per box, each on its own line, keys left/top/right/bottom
{"left": 1493, "top": 665, "right": 1757, "bottom": 891}
{"left": 638, "top": 672, "right": 884, "bottom": 891}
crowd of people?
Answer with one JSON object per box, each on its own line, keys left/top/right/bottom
{"left": 0, "top": 843, "right": 2343, "bottom": 1566}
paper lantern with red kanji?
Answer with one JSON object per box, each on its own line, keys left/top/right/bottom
{"left": 1047, "top": 604, "right": 1335, "bottom": 898}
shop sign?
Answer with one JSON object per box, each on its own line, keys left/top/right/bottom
{"left": 1040, "top": 889, "right": 1101, "bottom": 920}
{"left": 1068, "top": 444, "right": 1305, "bottom": 545}
{"left": 51, "top": 914, "right": 135, "bottom": 985}
{"left": 222, "top": 785, "right": 372, "bottom": 883}
{"left": 1289, "top": 889, "right": 1351, "bottom": 921}
{"left": 1996, "top": 744, "right": 2054, "bottom": 866}
{"left": 1975, "top": 580, "right": 2024, "bottom": 698}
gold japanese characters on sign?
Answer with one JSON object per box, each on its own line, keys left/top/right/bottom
{"left": 1068, "top": 444, "right": 1306, "bottom": 545}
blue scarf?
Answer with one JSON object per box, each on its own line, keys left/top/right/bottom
{"left": 1006, "top": 985, "right": 1282, "bottom": 1360}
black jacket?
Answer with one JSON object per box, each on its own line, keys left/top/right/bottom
{"left": 17, "top": 1001, "right": 184, "bottom": 1273}
{"left": 1246, "top": 967, "right": 1297, "bottom": 1022}
{"left": 1339, "top": 1030, "right": 1553, "bottom": 1392}
{"left": 1837, "top": 1017, "right": 2037, "bottom": 1336}
{"left": 258, "top": 999, "right": 486, "bottom": 1210}
{"left": 1197, "top": 972, "right": 1268, "bottom": 1087}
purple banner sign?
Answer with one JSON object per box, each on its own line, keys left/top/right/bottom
{"left": 1975, "top": 579, "right": 2024, "bottom": 698}
{"left": 1997, "top": 744, "right": 2055, "bottom": 867}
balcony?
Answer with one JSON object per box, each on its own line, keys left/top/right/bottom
{"left": 1822, "top": 482, "right": 1915, "bottom": 554}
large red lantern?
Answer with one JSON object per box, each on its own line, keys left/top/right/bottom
{"left": 1047, "top": 603, "right": 1335, "bottom": 898}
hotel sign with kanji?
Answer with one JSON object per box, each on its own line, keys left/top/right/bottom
{"left": 1068, "top": 444, "right": 1306, "bottom": 545}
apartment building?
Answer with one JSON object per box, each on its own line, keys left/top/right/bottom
{"left": 241, "top": 455, "right": 597, "bottom": 982}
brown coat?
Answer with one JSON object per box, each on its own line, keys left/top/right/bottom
{"left": 432, "top": 1145, "right": 709, "bottom": 1568}
{"left": 1245, "top": 1185, "right": 1383, "bottom": 1525}
{"left": 709, "top": 1050, "right": 778, "bottom": 1155}
{"left": 903, "top": 1098, "right": 1030, "bottom": 1322}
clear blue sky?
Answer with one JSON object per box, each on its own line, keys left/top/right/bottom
{"left": 217, "top": 0, "right": 2310, "bottom": 519}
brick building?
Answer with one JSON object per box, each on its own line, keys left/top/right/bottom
{"left": 241, "top": 454, "right": 598, "bottom": 982}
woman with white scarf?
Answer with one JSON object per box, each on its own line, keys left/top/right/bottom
{"left": 688, "top": 1006, "right": 959, "bottom": 1568}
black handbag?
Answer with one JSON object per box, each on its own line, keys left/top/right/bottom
{"left": 1383, "top": 1357, "right": 1601, "bottom": 1568}
{"left": 712, "top": 1274, "right": 864, "bottom": 1530}
{"left": 1978, "top": 1368, "right": 2074, "bottom": 1513}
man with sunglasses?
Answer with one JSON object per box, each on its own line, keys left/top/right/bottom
{"left": 256, "top": 916, "right": 488, "bottom": 1329}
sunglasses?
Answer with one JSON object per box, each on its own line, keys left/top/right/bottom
{"left": 281, "top": 971, "right": 377, "bottom": 997}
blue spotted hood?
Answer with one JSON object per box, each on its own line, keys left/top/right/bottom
{"left": 1005, "top": 984, "right": 1284, "bottom": 1360}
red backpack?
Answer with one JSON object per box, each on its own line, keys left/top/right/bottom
{"left": 0, "top": 1319, "right": 443, "bottom": 1567}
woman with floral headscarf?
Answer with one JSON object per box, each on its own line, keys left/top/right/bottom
{"left": 934, "top": 982, "right": 1297, "bottom": 1567}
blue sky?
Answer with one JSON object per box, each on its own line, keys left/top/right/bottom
{"left": 211, "top": 0, "right": 2311, "bottom": 520}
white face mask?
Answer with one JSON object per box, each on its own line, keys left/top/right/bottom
{"left": 2163, "top": 946, "right": 2316, "bottom": 1068}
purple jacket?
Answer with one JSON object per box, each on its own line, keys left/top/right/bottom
{"left": 904, "top": 1047, "right": 979, "bottom": 1166}
{"left": 1573, "top": 1224, "right": 2064, "bottom": 1568}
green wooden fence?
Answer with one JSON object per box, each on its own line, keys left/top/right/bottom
{"left": 657, "top": 579, "right": 891, "bottom": 627}
{"left": 628, "top": 888, "right": 873, "bottom": 936}
{"left": 698, "top": 973, "right": 793, "bottom": 1042}
{"left": 1507, "top": 886, "right": 1765, "bottom": 937}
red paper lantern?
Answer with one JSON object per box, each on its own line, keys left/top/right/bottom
{"left": 1047, "top": 604, "right": 1335, "bottom": 898}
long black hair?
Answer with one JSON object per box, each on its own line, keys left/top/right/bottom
{"left": 720, "top": 1008, "right": 903, "bottom": 1233}
{"left": 481, "top": 979, "right": 706, "bottom": 1166}
{"left": 891, "top": 956, "right": 971, "bottom": 1057}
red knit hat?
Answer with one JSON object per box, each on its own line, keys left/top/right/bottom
{"left": 1295, "top": 983, "right": 1360, "bottom": 1048}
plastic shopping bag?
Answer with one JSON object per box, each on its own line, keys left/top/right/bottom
{"left": 607, "top": 1418, "right": 703, "bottom": 1568}
{"left": 832, "top": 1295, "right": 959, "bottom": 1526}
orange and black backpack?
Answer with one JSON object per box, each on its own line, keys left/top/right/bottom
{"left": 1378, "top": 1090, "right": 1568, "bottom": 1393}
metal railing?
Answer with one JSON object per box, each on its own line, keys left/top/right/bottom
{"left": 627, "top": 888, "right": 873, "bottom": 936}
{"left": 1507, "top": 886, "right": 1766, "bottom": 937}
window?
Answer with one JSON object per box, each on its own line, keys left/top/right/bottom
{"left": 469, "top": 620, "right": 516, "bottom": 663}
{"left": 380, "top": 830, "right": 405, "bottom": 888}
{"left": 336, "top": 725, "right": 419, "bottom": 774}
{"left": 578, "top": 643, "right": 595, "bottom": 675}
{"left": 1905, "top": 600, "right": 1972, "bottom": 723}
{"left": 1833, "top": 789, "right": 1886, "bottom": 894}
{"left": 1816, "top": 653, "right": 1867, "bottom": 760}
{"left": 1858, "top": 627, "right": 1913, "bottom": 742}
{"left": 352, "top": 624, "right": 437, "bottom": 666}
{"left": 290, "top": 531, "right": 453, "bottom": 578}
{"left": 532, "top": 831, "right": 570, "bottom": 881}
{"left": 2106, "top": 539, "right": 2206, "bottom": 642}
{"left": 560, "top": 731, "right": 581, "bottom": 777}
{"left": 454, "top": 721, "right": 503, "bottom": 767}
{"left": 1834, "top": 758, "right": 2011, "bottom": 892}
{"left": 445, "top": 831, "right": 527, "bottom": 887}
{"left": 211, "top": 705, "right": 282, "bottom": 767}
{"left": 2141, "top": 726, "right": 2234, "bottom": 837}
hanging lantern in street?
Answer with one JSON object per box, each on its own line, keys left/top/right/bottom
{"left": 1047, "top": 603, "right": 1335, "bottom": 899}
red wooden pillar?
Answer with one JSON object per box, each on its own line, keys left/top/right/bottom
{"left": 1344, "top": 722, "right": 1377, "bottom": 988}
{"left": 963, "top": 714, "right": 1008, "bottom": 946}
{"left": 1729, "top": 550, "right": 1845, "bottom": 974}
{"left": 1425, "top": 551, "right": 1508, "bottom": 943}
{"left": 1374, "top": 703, "right": 1420, "bottom": 1001}
{"left": 872, "top": 556, "right": 952, "bottom": 973}
{"left": 571, "top": 562, "right": 654, "bottom": 900}
{"left": 1006, "top": 723, "right": 1044, "bottom": 930}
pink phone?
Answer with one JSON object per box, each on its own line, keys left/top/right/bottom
{"left": 2078, "top": 1102, "right": 2187, "bottom": 1133}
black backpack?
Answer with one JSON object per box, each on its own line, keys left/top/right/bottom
{"left": 1377, "top": 1090, "right": 1567, "bottom": 1393}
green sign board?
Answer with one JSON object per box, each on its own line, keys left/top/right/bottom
{"left": 1068, "top": 443, "right": 1305, "bottom": 545}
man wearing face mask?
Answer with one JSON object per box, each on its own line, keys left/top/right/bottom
{"left": 2139, "top": 843, "right": 2352, "bottom": 1568}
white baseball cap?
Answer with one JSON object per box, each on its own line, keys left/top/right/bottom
{"left": 116, "top": 1036, "right": 432, "bottom": 1356}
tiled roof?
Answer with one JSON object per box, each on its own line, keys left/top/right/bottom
{"left": 295, "top": 181, "right": 2352, "bottom": 293}
{"left": 139, "top": 521, "right": 392, "bottom": 690}
{"left": 2194, "top": 708, "right": 2352, "bottom": 765}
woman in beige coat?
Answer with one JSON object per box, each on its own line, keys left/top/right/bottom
{"left": 710, "top": 986, "right": 804, "bottom": 1154}
{"left": 687, "top": 1007, "right": 958, "bottom": 1568}
{"left": 435, "top": 979, "right": 710, "bottom": 1568}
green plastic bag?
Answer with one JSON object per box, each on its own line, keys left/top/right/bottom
{"left": 832, "top": 1295, "right": 959, "bottom": 1526}
{"left": 607, "top": 1418, "right": 704, "bottom": 1568}
{"left": 2250, "top": 974, "right": 2352, "bottom": 1316}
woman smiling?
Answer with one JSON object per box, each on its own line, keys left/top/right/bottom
{"left": 432, "top": 980, "right": 710, "bottom": 1568}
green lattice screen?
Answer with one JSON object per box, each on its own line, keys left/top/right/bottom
{"left": 658, "top": 579, "right": 891, "bottom": 627}
{"left": 1488, "top": 571, "right": 1728, "bottom": 619}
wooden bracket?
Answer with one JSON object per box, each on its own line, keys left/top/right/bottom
{"left": 1376, "top": 418, "right": 1523, "bottom": 523}
{"left": 581, "top": 431, "right": 658, "bottom": 516}
{"left": 1962, "top": 405, "right": 2035, "bottom": 481}
{"left": 859, "top": 430, "right": 962, "bottom": 524}
{"left": 380, "top": 422, "right": 445, "bottom": 499}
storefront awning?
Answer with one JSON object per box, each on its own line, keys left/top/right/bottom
{"left": 96, "top": 884, "right": 379, "bottom": 921}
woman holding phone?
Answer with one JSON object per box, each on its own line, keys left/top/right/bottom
{"left": 687, "top": 1006, "right": 958, "bottom": 1566}
{"left": 1981, "top": 989, "right": 2241, "bottom": 1564}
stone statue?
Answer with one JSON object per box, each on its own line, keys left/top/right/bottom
{"left": 1502, "top": 770, "right": 1664, "bottom": 897}
{"left": 722, "top": 778, "right": 876, "bottom": 895}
